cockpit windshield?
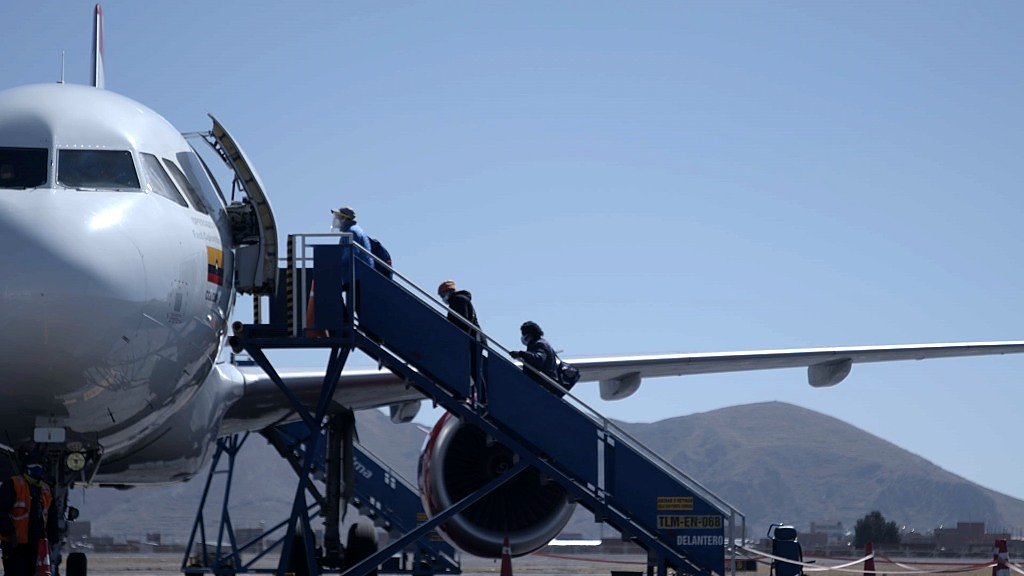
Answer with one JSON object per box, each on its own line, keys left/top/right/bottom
{"left": 0, "top": 147, "right": 48, "bottom": 189}
{"left": 58, "top": 149, "right": 140, "bottom": 190}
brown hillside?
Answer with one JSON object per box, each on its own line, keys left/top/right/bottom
{"left": 71, "top": 402, "right": 1024, "bottom": 543}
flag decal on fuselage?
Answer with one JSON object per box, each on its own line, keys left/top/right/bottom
{"left": 207, "top": 246, "right": 224, "bottom": 286}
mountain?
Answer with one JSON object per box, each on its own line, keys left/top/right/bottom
{"left": 70, "top": 402, "right": 1024, "bottom": 543}
{"left": 614, "top": 402, "right": 1024, "bottom": 535}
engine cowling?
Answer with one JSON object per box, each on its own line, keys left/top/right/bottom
{"left": 418, "top": 413, "right": 576, "bottom": 558}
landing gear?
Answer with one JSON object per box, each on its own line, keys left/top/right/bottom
{"left": 285, "top": 527, "right": 312, "bottom": 576}
{"left": 66, "top": 552, "right": 87, "bottom": 576}
{"left": 185, "top": 416, "right": 387, "bottom": 576}
{"left": 44, "top": 447, "right": 98, "bottom": 576}
{"left": 344, "top": 521, "right": 379, "bottom": 576}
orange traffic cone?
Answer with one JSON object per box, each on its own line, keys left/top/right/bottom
{"left": 863, "top": 541, "right": 874, "bottom": 576}
{"left": 500, "top": 535, "right": 512, "bottom": 576}
{"left": 35, "top": 538, "right": 52, "bottom": 576}
{"left": 993, "top": 539, "right": 1009, "bottom": 576}
{"left": 305, "top": 280, "right": 329, "bottom": 338}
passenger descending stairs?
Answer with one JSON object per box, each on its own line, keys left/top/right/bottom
{"left": 302, "top": 242, "right": 745, "bottom": 576}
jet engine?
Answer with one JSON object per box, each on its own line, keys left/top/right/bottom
{"left": 418, "top": 413, "right": 575, "bottom": 558}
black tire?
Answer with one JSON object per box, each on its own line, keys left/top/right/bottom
{"left": 345, "top": 521, "right": 379, "bottom": 576}
{"left": 286, "top": 531, "right": 311, "bottom": 576}
{"left": 66, "top": 552, "right": 87, "bottom": 576}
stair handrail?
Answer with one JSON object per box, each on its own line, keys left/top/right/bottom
{"left": 300, "top": 235, "right": 744, "bottom": 524}
{"left": 516, "top": 361, "right": 743, "bottom": 521}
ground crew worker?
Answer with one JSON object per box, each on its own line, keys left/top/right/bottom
{"left": 0, "top": 450, "right": 59, "bottom": 576}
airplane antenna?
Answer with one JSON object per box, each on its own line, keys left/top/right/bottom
{"left": 92, "top": 3, "right": 105, "bottom": 89}
{"left": 59, "top": 51, "right": 65, "bottom": 84}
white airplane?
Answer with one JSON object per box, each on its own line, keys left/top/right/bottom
{"left": 2, "top": 4, "right": 1023, "bottom": 575}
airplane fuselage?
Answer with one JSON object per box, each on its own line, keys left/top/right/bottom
{"left": 0, "top": 83, "right": 236, "bottom": 475}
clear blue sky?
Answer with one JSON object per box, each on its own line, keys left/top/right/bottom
{"left": 5, "top": 2, "right": 1023, "bottom": 515}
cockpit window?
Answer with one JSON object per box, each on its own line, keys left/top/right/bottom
{"left": 140, "top": 153, "right": 188, "bottom": 208}
{"left": 58, "top": 149, "right": 140, "bottom": 189}
{"left": 179, "top": 150, "right": 227, "bottom": 209}
{"left": 0, "top": 147, "right": 48, "bottom": 189}
{"left": 162, "top": 158, "right": 209, "bottom": 214}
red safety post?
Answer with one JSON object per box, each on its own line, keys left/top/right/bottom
{"left": 501, "top": 535, "right": 513, "bottom": 576}
{"left": 993, "top": 539, "right": 1009, "bottom": 576}
{"left": 864, "top": 541, "right": 875, "bottom": 576}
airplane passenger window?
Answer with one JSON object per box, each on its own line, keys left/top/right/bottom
{"left": 0, "top": 147, "right": 48, "bottom": 189}
{"left": 57, "top": 149, "right": 140, "bottom": 189}
{"left": 140, "top": 153, "right": 188, "bottom": 208}
{"left": 162, "top": 158, "right": 209, "bottom": 214}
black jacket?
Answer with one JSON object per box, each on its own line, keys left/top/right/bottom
{"left": 519, "top": 336, "right": 558, "bottom": 383}
{"left": 446, "top": 290, "right": 482, "bottom": 341}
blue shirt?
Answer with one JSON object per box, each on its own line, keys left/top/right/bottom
{"left": 340, "top": 222, "right": 374, "bottom": 271}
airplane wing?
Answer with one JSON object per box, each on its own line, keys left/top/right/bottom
{"left": 220, "top": 340, "right": 1024, "bottom": 432}
{"left": 575, "top": 340, "right": 1024, "bottom": 400}
{"left": 219, "top": 365, "right": 424, "bottom": 434}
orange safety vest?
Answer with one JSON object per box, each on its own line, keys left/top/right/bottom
{"left": 2, "top": 476, "right": 51, "bottom": 544}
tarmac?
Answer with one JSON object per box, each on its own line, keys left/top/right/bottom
{"left": 78, "top": 551, "right": 651, "bottom": 576}
{"left": 71, "top": 551, "right": 1001, "bottom": 576}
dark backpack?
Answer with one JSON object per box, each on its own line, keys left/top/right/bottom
{"left": 368, "top": 237, "right": 392, "bottom": 278}
{"left": 557, "top": 358, "right": 580, "bottom": 391}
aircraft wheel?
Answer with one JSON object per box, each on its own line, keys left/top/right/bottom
{"left": 345, "top": 521, "right": 379, "bottom": 576}
{"left": 66, "top": 552, "right": 87, "bottom": 576}
{"left": 286, "top": 529, "right": 311, "bottom": 576}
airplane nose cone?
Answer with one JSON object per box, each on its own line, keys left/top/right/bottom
{"left": 0, "top": 193, "right": 150, "bottom": 398}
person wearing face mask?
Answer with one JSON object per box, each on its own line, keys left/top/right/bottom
{"left": 510, "top": 321, "right": 561, "bottom": 393}
{"left": 438, "top": 280, "right": 485, "bottom": 399}
{"left": 437, "top": 280, "right": 481, "bottom": 341}
{"left": 330, "top": 206, "right": 374, "bottom": 274}
{"left": 306, "top": 206, "right": 375, "bottom": 337}
{"left": 0, "top": 449, "right": 59, "bottom": 576}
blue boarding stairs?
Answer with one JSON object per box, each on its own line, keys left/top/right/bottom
{"left": 262, "top": 422, "right": 461, "bottom": 576}
{"left": 227, "top": 234, "right": 746, "bottom": 576}
{"left": 182, "top": 416, "right": 460, "bottom": 576}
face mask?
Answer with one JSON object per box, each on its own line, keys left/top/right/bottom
{"left": 441, "top": 292, "right": 450, "bottom": 302}
{"left": 330, "top": 216, "right": 345, "bottom": 231}
{"left": 25, "top": 464, "right": 43, "bottom": 480}
{"left": 520, "top": 335, "right": 530, "bottom": 346}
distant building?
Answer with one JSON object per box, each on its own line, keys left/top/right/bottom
{"left": 235, "top": 527, "right": 266, "bottom": 552}
{"left": 934, "top": 522, "right": 1010, "bottom": 556}
{"left": 68, "top": 521, "right": 91, "bottom": 541}
{"left": 798, "top": 521, "right": 849, "bottom": 554}
{"left": 800, "top": 531, "right": 827, "bottom": 550}
{"left": 809, "top": 521, "right": 847, "bottom": 547}
{"left": 899, "top": 530, "right": 936, "bottom": 556}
